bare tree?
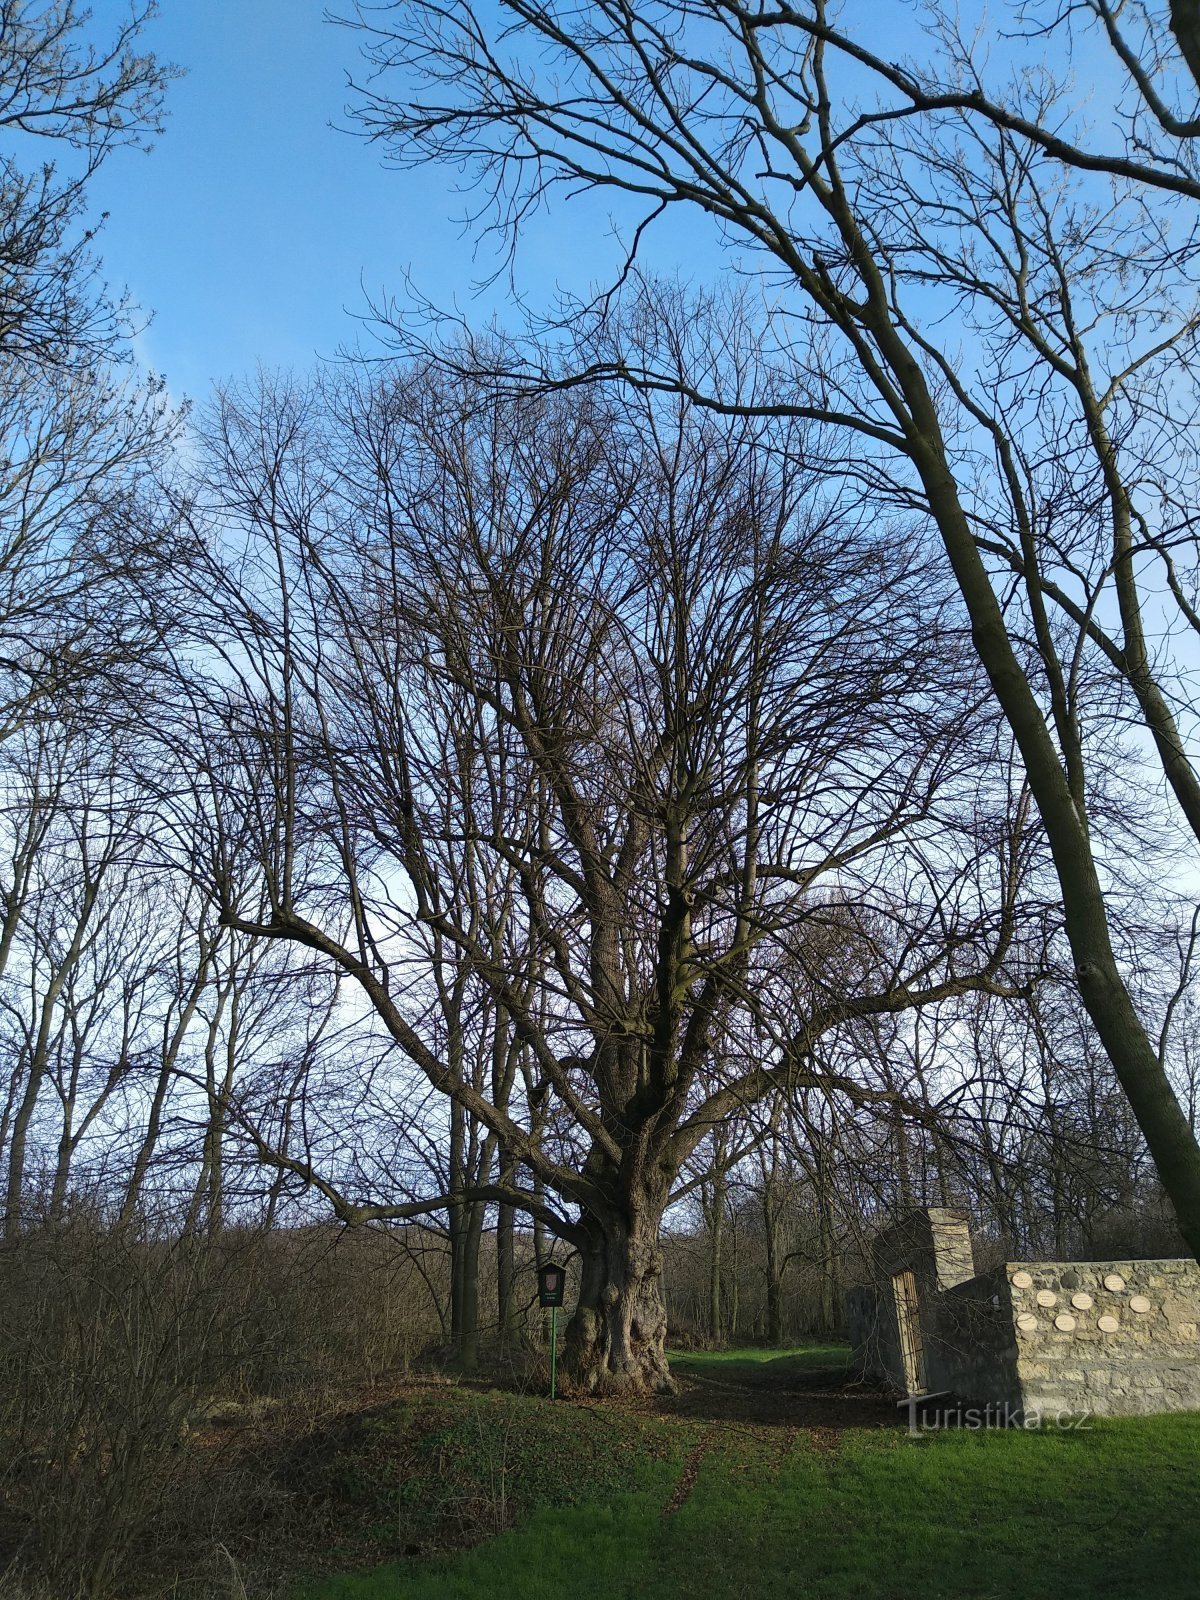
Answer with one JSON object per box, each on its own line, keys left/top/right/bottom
{"left": 0, "top": 720, "right": 149, "bottom": 1233}
{"left": 179, "top": 328, "right": 1036, "bottom": 1391}
{"left": 0, "top": 0, "right": 177, "bottom": 722}
{"left": 337, "top": 0, "right": 1200, "bottom": 1256}
{"left": 0, "top": 2, "right": 178, "bottom": 1233}
{"left": 0, "top": 1, "right": 174, "bottom": 374}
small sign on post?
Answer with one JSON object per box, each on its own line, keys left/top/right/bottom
{"left": 537, "top": 1262, "right": 566, "bottom": 1399}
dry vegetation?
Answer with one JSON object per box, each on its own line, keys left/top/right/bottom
{"left": 0, "top": 1218, "right": 456, "bottom": 1597}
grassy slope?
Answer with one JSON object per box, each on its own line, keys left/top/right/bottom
{"left": 293, "top": 1348, "right": 1200, "bottom": 1600}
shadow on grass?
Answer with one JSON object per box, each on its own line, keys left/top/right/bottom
{"left": 662, "top": 1342, "right": 900, "bottom": 1432}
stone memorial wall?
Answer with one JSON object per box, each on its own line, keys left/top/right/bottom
{"left": 847, "top": 1208, "right": 1200, "bottom": 1420}
{"left": 1003, "top": 1257, "right": 1200, "bottom": 1417}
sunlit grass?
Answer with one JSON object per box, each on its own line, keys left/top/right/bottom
{"left": 669, "top": 1343, "right": 851, "bottom": 1374}
{"left": 291, "top": 1349, "right": 1200, "bottom": 1600}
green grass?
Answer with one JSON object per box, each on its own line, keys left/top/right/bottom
{"left": 669, "top": 1343, "right": 852, "bottom": 1379}
{"left": 290, "top": 1350, "right": 1200, "bottom": 1600}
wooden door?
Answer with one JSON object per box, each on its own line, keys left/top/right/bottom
{"left": 892, "top": 1269, "right": 927, "bottom": 1394}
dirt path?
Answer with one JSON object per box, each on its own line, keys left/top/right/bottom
{"left": 657, "top": 1357, "right": 900, "bottom": 1432}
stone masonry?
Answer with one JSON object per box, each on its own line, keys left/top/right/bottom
{"left": 847, "top": 1208, "right": 1200, "bottom": 1419}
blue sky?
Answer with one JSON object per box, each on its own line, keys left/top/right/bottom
{"left": 84, "top": 3, "right": 1128, "bottom": 413}
{"left": 89, "top": 2, "right": 479, "bottom": 401}
{"left": 86, "top": 1, "right": 725, "bottom": 407}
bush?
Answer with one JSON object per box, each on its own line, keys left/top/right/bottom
{"left": 0, "top": 1215, "right": 448, "bottom": 1597}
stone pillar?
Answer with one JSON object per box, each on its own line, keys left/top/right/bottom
{"left": 925, "top": 1208, "right": 975, "bottom": 1290}
{"left": 869, "top": 1207, "right": 975, "bottom": 1291}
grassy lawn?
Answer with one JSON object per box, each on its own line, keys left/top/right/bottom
{"left": 289, "top": 1347, "right": 1200, "bottom": 1600}
{"left": 669, "top": 1344, "right": 852, "bottom": 1379}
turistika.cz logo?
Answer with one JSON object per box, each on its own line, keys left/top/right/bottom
{"left": 902, "top": 1397, "right": 1094, "bottom": 1436}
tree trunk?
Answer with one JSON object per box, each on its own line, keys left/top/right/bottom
{"left": 728, "top": 1215, "right": 741, "bottom": 1340}
{"left": 703, "top": 1168, "right": 725, "bottom": 1344}
{"left": 459, "top": 1194, "right": 484, "bottom": 1372}
{"left": 816, "top": 1172, "right": 838, "bottom": 1339}
{"left": 894, "top": 1107, "right": 914, "bottom": 1211}
{"left": 6, "top": 1050, "right": 47, "bottom": 1237}
{"left": 496, "top": 1148, "right": 519, "bottom": 1350}
{"left": 121, "top": 953, "right": 212, "bottom": 1228}
{"left": 563, "top": 1208, "right": 675, "bottom": 1395}
{"left": 765, "top": 1248, "right": 783, "bottom": 1345}
{"left": 448, "top": 1098, "right": 469, "bottom": 1363}
{"left": 48, "top": 1094, "right": 74, "bottom": 1224}
{"left": 762, "top": 1176, "right": 783, "bottom": 1346}
{"left": 708, "top": 1200, "right": 723, "bottom": 1345}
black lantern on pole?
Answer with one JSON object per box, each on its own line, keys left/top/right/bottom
{"left": 537, "top": 1261, "right": 567, "bottom": 1398}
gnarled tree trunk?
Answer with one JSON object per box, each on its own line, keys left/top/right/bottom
{"left": 563, "top": 1203, "right": 674, "bottom": 1395}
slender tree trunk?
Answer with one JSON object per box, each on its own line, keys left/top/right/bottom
{"left": 121, "top": 953, "right": 212, "bottom": 1227}
{"left": 6, "top": 1037, "right": 50, "bottom": 1237}
{"left": 704, "top": 1162, "right": 726, "bottom": 1344}
{"left": 762, "top": 1171, "right": 783, "bottom": 1346}
{"left": 457, "top": 1130, "right": 493, "bottom": 1372}
{"left": 459, "top": 1195, "right": 484, "bottom": 1372}
{"left": 496, "top": 1147, "right": 519, "bottom": 1350}
{"left": 6, "top": 932, "right": 88, "bottom": 1236}
{"left": 1052, "top": 1143, "right": 1069, "bottom": 1259}
{"left": 448, "top": 1097, "right": 467, "bottom": 1356}
{"left": 894, "top": 1108, "right": 914, "bottom": 1211}
{"left": 816, "top": 1162, "right": 838, "bottom": 1338}
{"left": 121, "top": 1057, "right": 175, "bottom": 1225}
{"left": 708, "top": 1192, "right": 724, "bottom": 1345}
{"left": 764, "top": 1236, "right": 782, "bottom": 1345}
{"left": 48, "top": 1087, "right": 75, "bottom": 1224}
{"left": 491, "top": 1020, "right": 520, "bottom": 1351}
{"left": 0, "top": 1061, "right": 21, "bottom": 1191}
{"left": 728, "top": 1213, "right": 741, "bottom": 1340}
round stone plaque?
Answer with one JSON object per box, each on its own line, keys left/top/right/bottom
{"left": 1036, "top": 1289, "right": 1058, "bottom": 1307}
{"left": 1054, "top": 1313, "right": 1077, "bottom": 1331}
{"left": 1104, "top": 1273, "right": 1127, "bottom": 1292}
{"left": 1097, "top": 1315, "right": 1120, "bottom": 1333}
{"left": 1011, "top": 1271, "right": 1033, "bottom": 1289}
{"left": 1129, "top": 1295, "right": 1152, "bottom": 1314}
{"left": 1016, "top": 1312, "right": 1039, "bottom": 1332}
{"left": 1071, "top": 1292, "right": 1094, "bottom": 1310}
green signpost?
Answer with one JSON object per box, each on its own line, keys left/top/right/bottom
{"left": 537, "top": 1262, "right": 566, "bottom": 1399}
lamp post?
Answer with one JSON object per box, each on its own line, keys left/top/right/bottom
{"left": 537, "top": 1262, "right": 566, "bottom": 1398}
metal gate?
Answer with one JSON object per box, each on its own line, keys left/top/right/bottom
{"left": 892, "top": 1269, "right": 927, "bottom": 1394}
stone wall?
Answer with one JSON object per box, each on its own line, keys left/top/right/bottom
{"left": 1005, "top": 1257, "right": 1200, "bottom": 1418}
{"left": 849, "top": 1208, "right": 978, "bottom": 1393}
{"left": 845, "top": 1281, "right": 901, "bottom": 1390}
{"left": 925, "top": 1263, "right": 1023, "bottom": 1410}
{"left": 846, "top": 1208, "right": 1200, "bottom": 1421}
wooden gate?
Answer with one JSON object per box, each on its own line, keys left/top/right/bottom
{"left": 892, "top": 1269, "right": 927, "bottom": 1394}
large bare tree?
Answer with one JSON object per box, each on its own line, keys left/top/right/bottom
{"left": 178, "top": 338, "right": 1036, "bottom": 1390}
